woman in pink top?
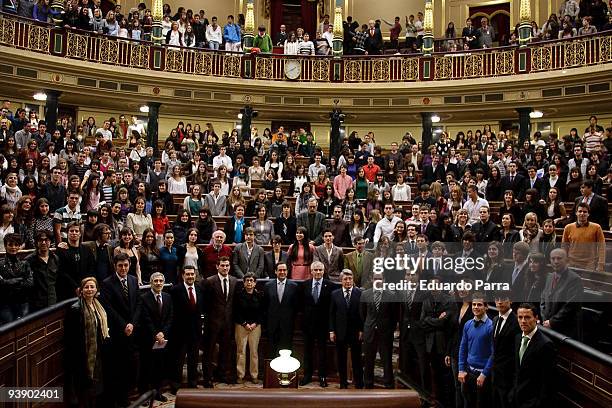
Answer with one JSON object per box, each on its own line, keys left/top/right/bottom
{"left": 287, "top": 226, "right": 315, "bottom": 280}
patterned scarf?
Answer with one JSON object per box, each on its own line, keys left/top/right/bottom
{"left": 82, "top": 298, "right": 110, "bottom": 379}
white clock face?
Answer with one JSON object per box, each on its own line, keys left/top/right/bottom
{"left": 284, "top": 60, "right": 301, "bottom": 80}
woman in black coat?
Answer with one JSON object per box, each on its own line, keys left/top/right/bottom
{"left": 64, "top": 277, "right": 110, "bottom": 407}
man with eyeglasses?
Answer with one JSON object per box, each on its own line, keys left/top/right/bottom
{"left": 43, "top": 166, "right": 67, "bottom": 213}
{"left": 53, "top": 191, "right": 82, "bottom": 244}
{"left": 26, "top": 230, "right": 60, "bottom": 312}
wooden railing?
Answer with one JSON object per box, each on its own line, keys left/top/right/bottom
{"left": 1, "top": 13, "right": 611, "bottom": 83}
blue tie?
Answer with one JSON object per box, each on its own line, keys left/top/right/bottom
{"left": 313, "top": 281, "right": 320, "bottom": 304}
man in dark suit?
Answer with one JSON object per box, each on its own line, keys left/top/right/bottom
{"left": 471, "top": 206, "right": 500, "bottom": 243}
{"left": 491, "top": 292, "right": 521, "bottom": 408}
{"left": 522, "top": 166, "right": 544, "bottom": 200}
{"left": 422, "top": 154, "right": 445, "bottom": 185}
{"left": 273, "top": 202, "right": 297, "bottom": 245}
{"left": 223, "top": 204, "right": 251, "bottom": 244}
{"left": 82, "top": 223, "right": 114, "bottom": 283}
{"left": 416, "top": 205, "right": 441, "bottom": 243}
{"left": 398, "top": 270, "right": 428, "bottom": 392}
{"left": 299, "top": 261, "right": 334, "bottom": 387}
{"left": 502, "top": 162, "right": 525, "bottom": 200}
{"left": 541, "top": 248, "right": 584, "bottom": 340}
{"left": 264, "top": 262, "right": 298, "bottom": 358}
{"left": 363, "top": 19, "right": 383, "bottom": 54}
{"left": 462, "top": 18, "right": 480, "bottom": 49}
{"left": 264, "top": 236, "right": 289, "bottom": 278}
{"left": 360, "top": 273, "right": 397, "bottom": 389}
{"left": 138, "top": 272, "right": 173, "bottom": 402}
{"left": 202, "top": 257, "right": 238, "bottom": 384}
{"left": 169, "top": 265, "right": 205, "bottom": 390}
{"left": 510, "top": 303, "right": 556, "bottom": 408}
{"left": 232, "top": 227, "right": 265, "bottom": 278}
{"left": 100, "top": 252, "right": 141, "bottom": 407}
{"left": 296, "top": 198, "right": 326, "bottom": 245}
{"left": 508, "top": 242, "right": 530, "bottom": 304}
{"left": 420, "top": 276, "right": 455, "bottom": 406}
{"left": 573, "top": 179, "right": 609, "bottom": 229}
{"left": 329, "top": 269, "right": 364, "bottom": 389}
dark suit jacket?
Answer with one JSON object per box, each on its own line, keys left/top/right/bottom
{"left": 364, "top": 28, "right": 383, "bottom": 54}
{"left": 574, "top": 194, "right": 609, "bottom": 230}
{"left": 100, "top": 274, "right": 141, "bottom": 344}
{"left": 169, "top": 283, "right": 204, "bottom": 341}
{"left": 301, "top": 278, "right": 335, "bottom": 337}
{"left": 223, "top": 217, "right": 251, "bottom": 244}
{"left": 139, "top": 290, "right": 173, "bottom": 347}
{"left": 359, "top": 289, "right": 398, "bottom": 344}
{"left": 502, "top": 174, "right": 526, "bottom": 199}
{"left": 508, "top": 260, "right": 530, "bottom": 304}
{"left": 492, "top": 311, "right": 521, "bottom": 390}
{"left": 82, "top": 241, "right": 114, "bottom": 282}
{"left": 540, "top": 268, "right": 583, "bottom": 340}
{"left": 329, "top": 286, "right": 363, "bottom": 342}
{"left": 264, "top": 278, "right": 298, "bottom": 336}
{"left": 510, "top": 329, "right": 556, "bottom": 408}
{"left": 471, "top": 220, "right": 500, "bottom": 243}
{"left": 273, "top": 215, "right": 297, "bottom": 245}
{"left": 296, "top": 211, "right": 326, "bottom": 245}
{"left": 420, "top": 291, "right": 455, "bottom": 354}
{"left": 422, "top": 164, "right": 445, "bottom": 185}
{"left": 264, "top": 250, "right": 289, "bottom": 278}
{"left": 203, "top": 274, "right": 238, "bottom": 332}
{"left": 522, "top": 178, "right": 545, "bottom": 199}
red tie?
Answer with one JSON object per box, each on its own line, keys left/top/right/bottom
{"left": 188, "top": 287, "right": 196, "bottom": 307}
{"left": 582, "top": 196, "right": 588, "bottom": 204}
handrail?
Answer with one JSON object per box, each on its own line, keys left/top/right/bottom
{"left": 539, "top": 325, "right": 612, "bottom": 367}
{"left": 2, "top": 11, "right": 611, "bottom": 83}
{"left": 0, "top": 297, "right": 76, "bottom": 335}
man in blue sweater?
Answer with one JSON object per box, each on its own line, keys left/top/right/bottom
{"left": 458, "top": 292, "right": 493, "bottom": 408}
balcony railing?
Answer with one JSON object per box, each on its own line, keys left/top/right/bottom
{"left": 1, "top": 12, "right": 611, "bottom": 83}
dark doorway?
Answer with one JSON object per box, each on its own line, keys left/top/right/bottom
{"left": 271, "top": 0, "right": 317, "bottom": 39}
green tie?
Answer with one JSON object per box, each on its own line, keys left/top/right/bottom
{"left": 519, "top": 336, "right": 530, "bottom": 364}
{"left": 357, "top": 253, "right": 363, "bottom": 272}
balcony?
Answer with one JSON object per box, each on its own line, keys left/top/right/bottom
{"left": 1, "top": 13, "right": 611, "bottom": 84}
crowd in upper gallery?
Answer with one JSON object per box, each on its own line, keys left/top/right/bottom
{"left": 3, "top": 0, "right": 611, "bottom": 55}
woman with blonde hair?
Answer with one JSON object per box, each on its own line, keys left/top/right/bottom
{"left": 64, "top": 277, "right": 110, "bottom": 407}
{"left": 519, "top": 212, "right": 542, "bottom": 251}
{"left": 430, "top": 181, "right": 447, "bottom": 213}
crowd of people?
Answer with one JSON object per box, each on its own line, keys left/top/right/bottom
{"left": 5, "top": 0, "right": 611, "bottom": 56}
{"left": 0, "top": 95, "right": 609, "bottom": 406}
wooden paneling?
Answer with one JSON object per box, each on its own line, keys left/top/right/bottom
{"left": 0, "top": 300, "right": 73, "bottom": 408}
